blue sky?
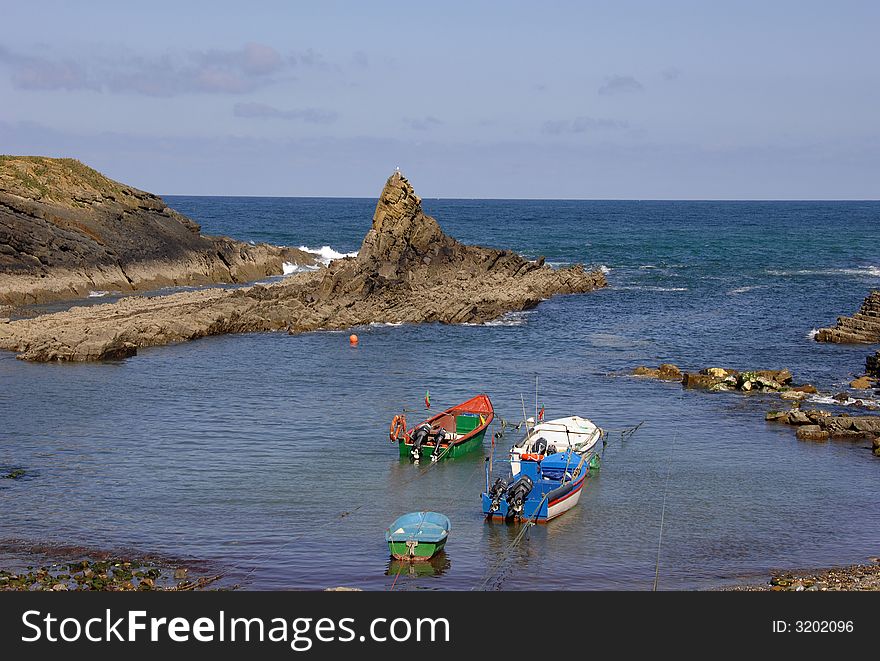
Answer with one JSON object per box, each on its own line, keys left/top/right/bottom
{"left": 1, "top": 1, "right": 878, "bottom": 198}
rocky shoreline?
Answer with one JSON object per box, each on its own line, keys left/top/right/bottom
{"left": 0, "top": 170, "right": 606, "bottom": 362}
{"left": 0, "top": 540, "right": 225, "bottom": 591}
{"left": 632, "top": 363, "right": 880, "bottom": 455}
{"left": 729, "top": 560, "right": 880, "bottom": 591}
{"left": 0, "top": 156, "right": 317, "bottom": 306}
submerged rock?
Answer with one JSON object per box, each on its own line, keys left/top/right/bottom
{"left": 0, "top": 172, "right": 607, "bottom": 362}
{"left": 851, "top": 376, "right": 874, "bottom": 390}
{"left": 632, "top": 363, "right": 681, "bottom": 380}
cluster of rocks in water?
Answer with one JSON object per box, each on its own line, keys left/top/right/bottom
{"left": 633, "top": 363, "right": 880, "bottom": 456}
{"left": 632, "top": 363, "right": 817, "bottom": 395}
{"left": 0, "top": 170, "right": 606, "bottom": 362}
{"left": 0, "top": 559, "right": 217, "bottom": 591}
{"left": 765, "top": 409, "right": 880, "bottom": 452}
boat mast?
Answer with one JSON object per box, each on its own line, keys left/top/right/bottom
{"left": 535, "top": 374, "right": 539, "bottom": 421}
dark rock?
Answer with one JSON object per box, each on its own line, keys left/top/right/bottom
{"left": 867, "top": 351, "right": 880, "bottom": 378}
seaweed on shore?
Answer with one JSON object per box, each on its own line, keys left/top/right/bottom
{"left": 0, "top": 540, "right": 232, "bottom": 591}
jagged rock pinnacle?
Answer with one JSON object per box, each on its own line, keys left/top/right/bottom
{"left": 358, "top": 172, "right": 454, "bottom": 279}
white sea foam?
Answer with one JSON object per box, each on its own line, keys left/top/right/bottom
{"left": 299, "top": 245, "right": 359, "bottom": 265}
{"left": 464, "top": 311, "right": 531, "bottom": 327}
{"left": 807, "top": 394, "right": 878, "bottom": 407}
{"left": 639, "top": 265, "right": 657, "bottom": 270}
{"left": 88, "top": 290, "right": 110, "bottom": 298}
{"left": 806, "top": 328, "right": 819, "bottom": 340}
{"left": 598, "top": 265, "right": 611, "bottom": 274}
{"left": 369, "top": 322, "right": 404, "bottom": 327}
{"left": 728, "top": 284, "right": 770, "bottom": 295}
{"left": 281, "top": 261, "right": 320, "bottom": 276}
{"left": 767, "top": 266, "right": 880, "bottom": 278}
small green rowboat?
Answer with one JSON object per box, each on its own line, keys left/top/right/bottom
{"left": 385, "top": 511, "right": 451, "bottom": 561}
{"left": 390, "top": 394, "right": 494, "bottom": 463}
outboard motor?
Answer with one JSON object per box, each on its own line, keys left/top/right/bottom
{"left": 410, "top": 423, "right": 431, "bottom": 463}
{"left": 505, "top": 475, "right": 534, "bottom": 518}
{"left": 430, "top": 428, "right": 447, "bottom": 463}
{"left": 487, "top": 477, "right": 508, "bottom": 513}
{"left": 532, "top": 436, "right": 548, "bottom": 455}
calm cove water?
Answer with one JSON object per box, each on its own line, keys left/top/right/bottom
{"left": 2, "top": 196, "right": 879, "bottom": 590}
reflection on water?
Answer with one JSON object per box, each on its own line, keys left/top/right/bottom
{"left": 386, "top": 553, "right": 451, "bottom": 587}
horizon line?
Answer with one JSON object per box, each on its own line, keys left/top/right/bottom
{"left": 162, "top": 193, "right": 880, "bottom": 203}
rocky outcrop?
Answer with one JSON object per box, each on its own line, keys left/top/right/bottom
{"left": 0, "top": 156, "right": 316, "bottom": 305}
{"left": 814, "top": 291, "right": 880, "bottom": 343}
{"left": 632, "top": 364, "right": 812, "bottom": 394}
{"left": 766, "top": 408, "right": 880, "bottom": 450}
{"left": 0, "top": 171, "right": 607, "bottom": 361}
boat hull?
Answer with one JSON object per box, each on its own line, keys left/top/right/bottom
{"left": 387, "top": 538, "right": 447, "bottom": 561}
{"left": 398, "top": 427, "right": 488, "bottom": 460}
{"left": 481, "top": 471, "right": 587, "bottom": 523}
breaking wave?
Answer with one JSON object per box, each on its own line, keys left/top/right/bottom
{"left": 299, "top": 245, "right": 359, "bottom": 265}
{"left": 767, "top": 266, "right": 880, "bottom": 278}
{"left": 88, "top": 291, "right": 110, "bottom": 298}
{"left": 728, "top": 284, "right": 770, "bottom": 295}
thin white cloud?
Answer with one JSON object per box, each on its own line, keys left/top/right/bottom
{"left": 598, "top": 75, "right": 644, "bottom": 95}
{"left": 233, "top": 102, "right": 338, "bottom": 124}
{"left": 403, "top": 116, "right": 443, "bottom": 131}
{"left": 0, "top": 43, "right": 306, "bottom": 96}
{"left": 542, "top": 116, "right": 629, "bottom": 135}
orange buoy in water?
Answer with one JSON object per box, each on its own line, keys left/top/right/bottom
{"left": 349, "top": 334, "right": 359, "bottom": 346}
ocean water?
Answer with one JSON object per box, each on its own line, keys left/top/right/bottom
{"left": 2, "top": 196, "right": 880, "bottom": 590}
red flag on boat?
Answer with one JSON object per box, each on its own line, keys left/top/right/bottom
{"left": 538, "top": 405, "right": 545, "bottom": 421}
{"left": 425, "top": 390, "right": 431, "bottom": 409}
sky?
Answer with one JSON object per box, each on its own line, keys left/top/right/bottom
{"left": 1, "top": 0, "right": 878, "bottom": 199}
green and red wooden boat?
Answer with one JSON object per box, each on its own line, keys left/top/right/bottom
{"left": 389, "top": 393, "right": 494, "bottom": 463}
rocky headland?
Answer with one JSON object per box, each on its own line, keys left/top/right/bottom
{"left": 0, "top": 156, "right": 316, "bottom": 306}
{"left": 0, "top": 170, "right": 606, "bottom": 361}
{"left": 814, "top": 290, "right": 880, "bottom": 344}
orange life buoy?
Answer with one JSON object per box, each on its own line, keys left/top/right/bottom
{"left": 521, "top": 453, "right": 544, "bottom": 462}
{"left": 389, "top": 414, "right": 408, "bottom": 442}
